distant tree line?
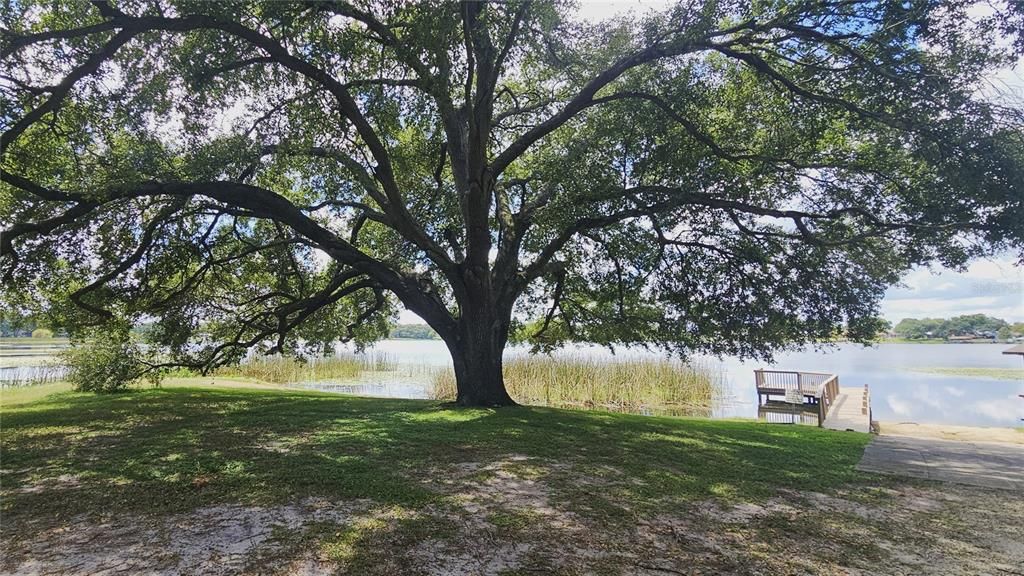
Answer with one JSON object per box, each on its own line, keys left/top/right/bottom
{"left": 0, "top": 311, "right": 47, "bottom": 338}
{"left": 389, "top": 324, "right": 440, "bottom": 340}
{"left": 893, "top": 315, "right": 1024, "bottom": 340}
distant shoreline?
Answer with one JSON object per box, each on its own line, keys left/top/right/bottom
{"left": 873, "top": 338, "right": 1012, "bottom": 345}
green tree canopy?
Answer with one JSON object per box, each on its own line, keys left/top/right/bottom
{"left": 389, "top": 323, "right": 440, "bottom": 340}
{"left": 893, "top": 314, "right": 1010, "bottom": 339}
{"left": 2, "top": 0, "right": 1023, "bottom": 404}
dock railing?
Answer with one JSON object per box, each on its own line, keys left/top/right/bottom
{"left": 755, "top": 369, "right": 840, "bottom": 427}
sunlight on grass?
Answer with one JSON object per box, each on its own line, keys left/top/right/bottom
{"left": 0, "top": 386, "right": 871, "bottom": 528}
{"left": 0, "top": 382, "right": 72, "bottom": 407}
{"left": 403, "top": 408, "right": 493, "bottom": 423}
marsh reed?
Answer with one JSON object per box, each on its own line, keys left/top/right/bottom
{"left": 0, "top": 364, "right": 68, "bottom": 387}
{"left": 431, "top": 354, "right": 717, "bottom": 412}
{"left": 217, "top": 353, "right": 396, "bottom": 384}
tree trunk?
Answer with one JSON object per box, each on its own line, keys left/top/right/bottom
{"left": 444, "top": 306, "right": 516, "bottom": 407}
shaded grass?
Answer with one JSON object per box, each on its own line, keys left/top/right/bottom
{"left": 0, "top": 383, "right": 870, "bottom": 529}
{"left": 433, "top": 354, "right": 717, "bottom": 413}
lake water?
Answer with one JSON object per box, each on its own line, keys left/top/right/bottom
{"left": 4, "top": 339, "right": 1021, "bottom": 427}
{"left": 307, "top": 340, "right": 1024, "bottom": 427}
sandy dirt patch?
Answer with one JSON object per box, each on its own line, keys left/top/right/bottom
{"left": 0, "top": 498, "right": 366, "bottom": 576}
{"left": 3, "top": 459, "right": 1023, "bottom": 575}
{"left": 879, "top": 421, "right": 1024, "bottom": 444}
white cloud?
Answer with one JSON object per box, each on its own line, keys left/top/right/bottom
{"left": 968, "top": 396, "right": 1024, "bottom": 423}
{"left": 942, "top": 386, "right": 966, "bottom": 397}
{"left": 881, "top": 255, "right": 1024, "bottom": 322}
{"left": 571, "top": 0, "right": 672, "bottom": 22}
{"left": 886, "top": 395, "right": 912, "bottom": 416}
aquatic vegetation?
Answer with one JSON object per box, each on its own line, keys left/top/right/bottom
{"left": 909, "top": 367, "right": 1024, "bottom": 381}
{"left": 0, "top": 364, "right": 67, "bottom": 388}
{"left": 432, "top": 354, "right": 717, "bottom": 412}
{"left": 216, "top": 353, "right": 395, "bottom": 384}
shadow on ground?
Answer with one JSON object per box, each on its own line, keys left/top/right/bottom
{"left": 4, "top": 387, "right": 1019, "bottom": 574}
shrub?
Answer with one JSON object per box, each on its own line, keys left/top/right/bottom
{"left": 30, "top": 328, "right": 54, "bottom": 339}
{"left": 62, "top": 328, "right": 158, "bottom": 392}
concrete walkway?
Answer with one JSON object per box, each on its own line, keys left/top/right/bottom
{"left": 857, "top": 435, "right": 1024, "bottom": 490}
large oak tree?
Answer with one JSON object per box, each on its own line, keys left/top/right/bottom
{"left": 2, "top": 0, "right": 1022, "bottom": 405}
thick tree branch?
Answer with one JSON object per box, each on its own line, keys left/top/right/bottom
{"left": 2, "top": 11, "right": 456, "bottom": 277}
{"left": 1, "top": 172, "right": 458, "bottom": 337}
{"left": 488, "top": 37, "right": 700, "bottom": 178}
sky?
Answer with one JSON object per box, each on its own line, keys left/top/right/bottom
{"left": 880, "top": 257, "right": 1024, "bottom": 323}
{"left": 565, "top": 4, "right": 1024, "bottom": 324}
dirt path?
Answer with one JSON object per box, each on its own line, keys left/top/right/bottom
{"left": 3, "top": 460, "right": 1023, "bottom": 575}
{"left": 878, "top": 421, "right": 1024, "bottom": 444}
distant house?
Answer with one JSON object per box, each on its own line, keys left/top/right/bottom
{"left": 947, "top": 331, "right": 998, "bottom": 343}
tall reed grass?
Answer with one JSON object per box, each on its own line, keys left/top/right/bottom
{"left": 0, "top": 364, "right": 68, "bottom": 387}
{"left": 217, "top": 353, "right": 395, "bottom": 384}
{"left": 431, "top": 354, "right": 717, "bottom": 412}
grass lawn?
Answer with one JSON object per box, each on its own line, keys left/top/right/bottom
{"left": 2, "top": 382, "right": 1022, "bottom": 575}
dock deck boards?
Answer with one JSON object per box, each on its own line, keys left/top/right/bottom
{"left": 755, "top": 370, "right": 871, "bottom": 432}
{"left": 821, "top": 387, "right": 871, "bottom": 433}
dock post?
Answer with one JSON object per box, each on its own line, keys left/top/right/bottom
{"left": 755, "top": 369, "right": 763, "bottom": 405}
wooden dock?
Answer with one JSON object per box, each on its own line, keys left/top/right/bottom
{"left": 755, "top": 369, "right": 871, "bottom": 433}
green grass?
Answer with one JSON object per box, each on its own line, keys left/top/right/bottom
{"left": 433, "top": 354, "right": 717, "bottom": 413}
{"left": 7, "top": 383, "right": 1024, "bottom": 575}
{"left": 908, "top": 366, "right": 1024, "bottom": 380}
{"left": 0, "top": 382, "right": 72, "bottom": 406}
{"left": 0, "top": 384, "right": 870, "bottom": 523}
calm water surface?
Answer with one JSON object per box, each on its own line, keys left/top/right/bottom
{"left": 311, "top": 340, "right": 1024, "bottom": 427}
{"left": 4, "top": 339, "right": 1020, "bottom": 427}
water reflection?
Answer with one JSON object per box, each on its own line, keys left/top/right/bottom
{"left": 292, "top": 372, "right": 433, "bottom": 400}
{"left": 715, "top": 343, "right": 1023, "bottom": 427}
{"left": 757, "top": 402, "right": 820, "bottom": 426}
{"left": 292, "top": 368, "right": 715, "bottom": 418}
{"left": 352, "top": 340, "right": 1023, "bottom": 427}
{"left": 284, "top": 338, "right": 1024, "bottom": 424}
{"left": 0, "top": 364, "right": 68, "bottom": 387}
{"left": 5, "top": 338, "right": 1022, "bottom": 427}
